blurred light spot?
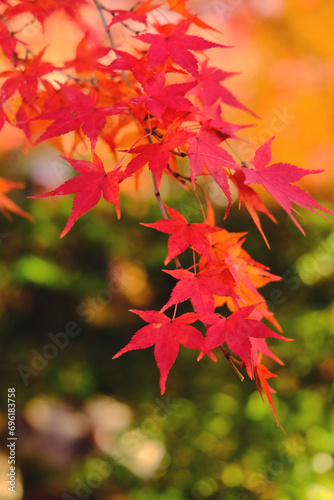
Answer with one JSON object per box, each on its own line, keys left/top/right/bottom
{"left": 117, "top": 430, "right": 165, "bottom": 477}
{"left": 112, "top": 261, "right": 153, "bottom": 306}
{"left": 195, "top": 431, "right": 218, "bottom": 454}
{"left": 293, "top": 459, "right": 312, "bottom": 478}
{"left": 210, "top": 393, "right": 238, "bottom": 414}
{"left": 306, "top": 484, "right": 333, "bottom": 500}
{"left": 245, "top": 392, "right": 269, "bottom": 420}
{"left": 204, "top": 416, "right": 230, "bottom": 437}
{"left": 192, "top": 477, "right": 218, "bottom": 499}
{"left": 85, "top": 396, "right": 132, "bottom": 453}
{"left": 312, "top": 453, "right": 333, "bottom": 474}
{"left": 221, "top": 464, "right": 244, "bottom": 487}
{"left": 24, "top": 397, "right": 89, "bottom": 438}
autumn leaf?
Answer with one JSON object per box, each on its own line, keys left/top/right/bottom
{"left": 30, "top": 154, "right": 124, "bottom": 238}
{"left": 161, "top": 267, "right": 239, "bottom": 314}
{"left": 106, "top": 0, "right": 158, "bottom": 28}
{"left": 0, "top": 20, "right": 21, "bottom": 59}
{"left": 0, "top": 50, "right": 56, "bottom": 105}
{"left": 166, "top": 0, "right": 219, "bottom": 31}
{"left": 202, "top": 305, "right": 290, "bottom": 370}
{"left": 136, "top": 20, "right": 229, "bottom": 76}
{"left": 132, "top": 72, "right": 196, "bottom": 121}
{"left": 187, "top": 125, "right": 240, "bottom": 213}
{"left": 5, "top": 0, "right": 88, "bottom": 25}
{"left": 31, "top": 84, "right": 123, "bottom": 150}
{"left": 195, "top": 61, "right": 259, "bottom": 117}
{"left": 142, "top": 204, "right": 219, "bottom": 264}
{"left": 255, "top": 361, "right": 284, "bottom": 430}
{"left": 231, "top": 170, "right": 277, "bottom": 248}
{"left": 113, "top": 309, "right": 215, "bottom": 393}
{"left": 0, "top": 178, "right": 34, "bottom": 222}
{"left": 63, "top": 37, "right": 111, "bottom": 74}
{"left": 243, "top": 137, "right": 334, "bottom": 233}
{"left": 124, "top": 124, "right": 194, "bottom": 185}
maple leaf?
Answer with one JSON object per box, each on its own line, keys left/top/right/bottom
{"left": 6, "top": 0, "right": 88, "bottom": 25}
{"left": 107, "top": 0, "right": 158, "bottom": 28}
{"left": 142, "top": 205, "right": 219, "bottom": 264}
{"left": 231, "top": 170, "right": 277, "bottom": 248}
{"left": 113, "top": 310, "right": 215, "bottom": 393}
{"left": 0, "top": 50, "right": 56, "bottom": 105}
{"left": 161, "top": 267, "right": 239, "bottom": 314}
{"left": 195, "top": 62, "right": 259, "bottom": 117}
{"left": 136, "top": 20, "right": 229, "bottom": 76}
{"left": 207, "top": 105, "right": 251, "bottom": 140}
{"left": 243, "top": 137, "right": 334, "bottom": 233}
{"left": 0, "top": 178, "right": 34, "bottom": 222}
{"left": 124, "top": 125, "right": 194, "bottom": 186}
{"left": 187, "top": 125, "right": 240, "bottom": 214}
{"left": 167, "top": 0, "right": 219, "bottom": 31}
{"left": 200, "top": 229, "right": 281, "bottom": 329}
{"left": 63, "top": 37, "right": 111, "bottom": 74}
{"left": 31, "top": 84, "right": 122, "bottom": 150}
{"left": 30, "top": 154, "right": 124, "bottom": 238}
{"left": 132, "top": 72, "right": 196, "bottom": 121}
{"left": 255, "top": 361, "right": 283, "bottom": 430}
{"left": 0, "top": 20, "right": 21, "bottom": 59}
{"left": 202, "top": 305, "right": 290, "bottom": 370}
{"left": 104, "top": 50, "right": 146, "bottom": 84}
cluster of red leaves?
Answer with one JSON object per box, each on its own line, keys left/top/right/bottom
{"left": 1, "top": 0, "right": 332, "bottom": 427}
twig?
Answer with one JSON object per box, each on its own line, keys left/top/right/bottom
{"left": 93, "top": 0, "right": 131, "bottom": 87}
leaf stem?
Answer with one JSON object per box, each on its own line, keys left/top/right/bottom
{"left": 219, "top": 346, "right": 245, "bottom": 381}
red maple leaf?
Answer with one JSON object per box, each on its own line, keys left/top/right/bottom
{"left": 63, "top": 37, "right": 111, "bottom": 74}
{"left": 0, "top": 50, "right": 56, "bottom": 104}
{"left": 255, "top": 360, "right": 283, "bottom": 430}
{"left": 161, "top": 267, "right": 239, "bottom": 314}
{"left": 243, "top": 137, "right": 334, "bottom": 233}
{"left": 105, "top": 50, "right": 146, "bottom": 83}
{"left": 124, "top": 125, "right": 194, "bottom": 185}
{"left": 30, "top": 154, "right": 124, "bottom": 237}
{"left": 202, "top": 305, "right": 290, "bottom": 369}
{"left": 132, "top": 72, "right": 196, "bottom": 121}
{"left": 113, "top": 309, "right": 215, "bottom": 393}
{"left": 136, "top": 20, "right": 229, "bottom": 76}
{"left": 107, "top": 0, "right": 158, "bottom": 28}
{"left": 142, "top": 204, "right": 219, "bottom": 264}
{"left": 231, "top": 170, "right": 277, "bottom": 248}
{"left": 31, "top": 84, "right": 122, "bottom": 150}
{"left": 5, "top": 0, "right": 88, "bottom": 25}
{"left": 166, "top": 0, "right": 219, "bottom": 31}
{"left": 0, "top": 20, "right": 21, "bottom": 59}
{"left": 195, "top": 62, "right": 258, "bottom": 117}
{"left": 0, "top": 177, "right": 34, "bottom": 222}
{"left": 187, "top": 125, "right": 240, "bottom": 213}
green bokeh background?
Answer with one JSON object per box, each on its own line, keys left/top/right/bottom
{"left": 0, "top": 146, "right": 333, "bottom": 499}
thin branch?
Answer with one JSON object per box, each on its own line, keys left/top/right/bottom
{"left": 93, "top": 0, "right": 131, "bottom": 87}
